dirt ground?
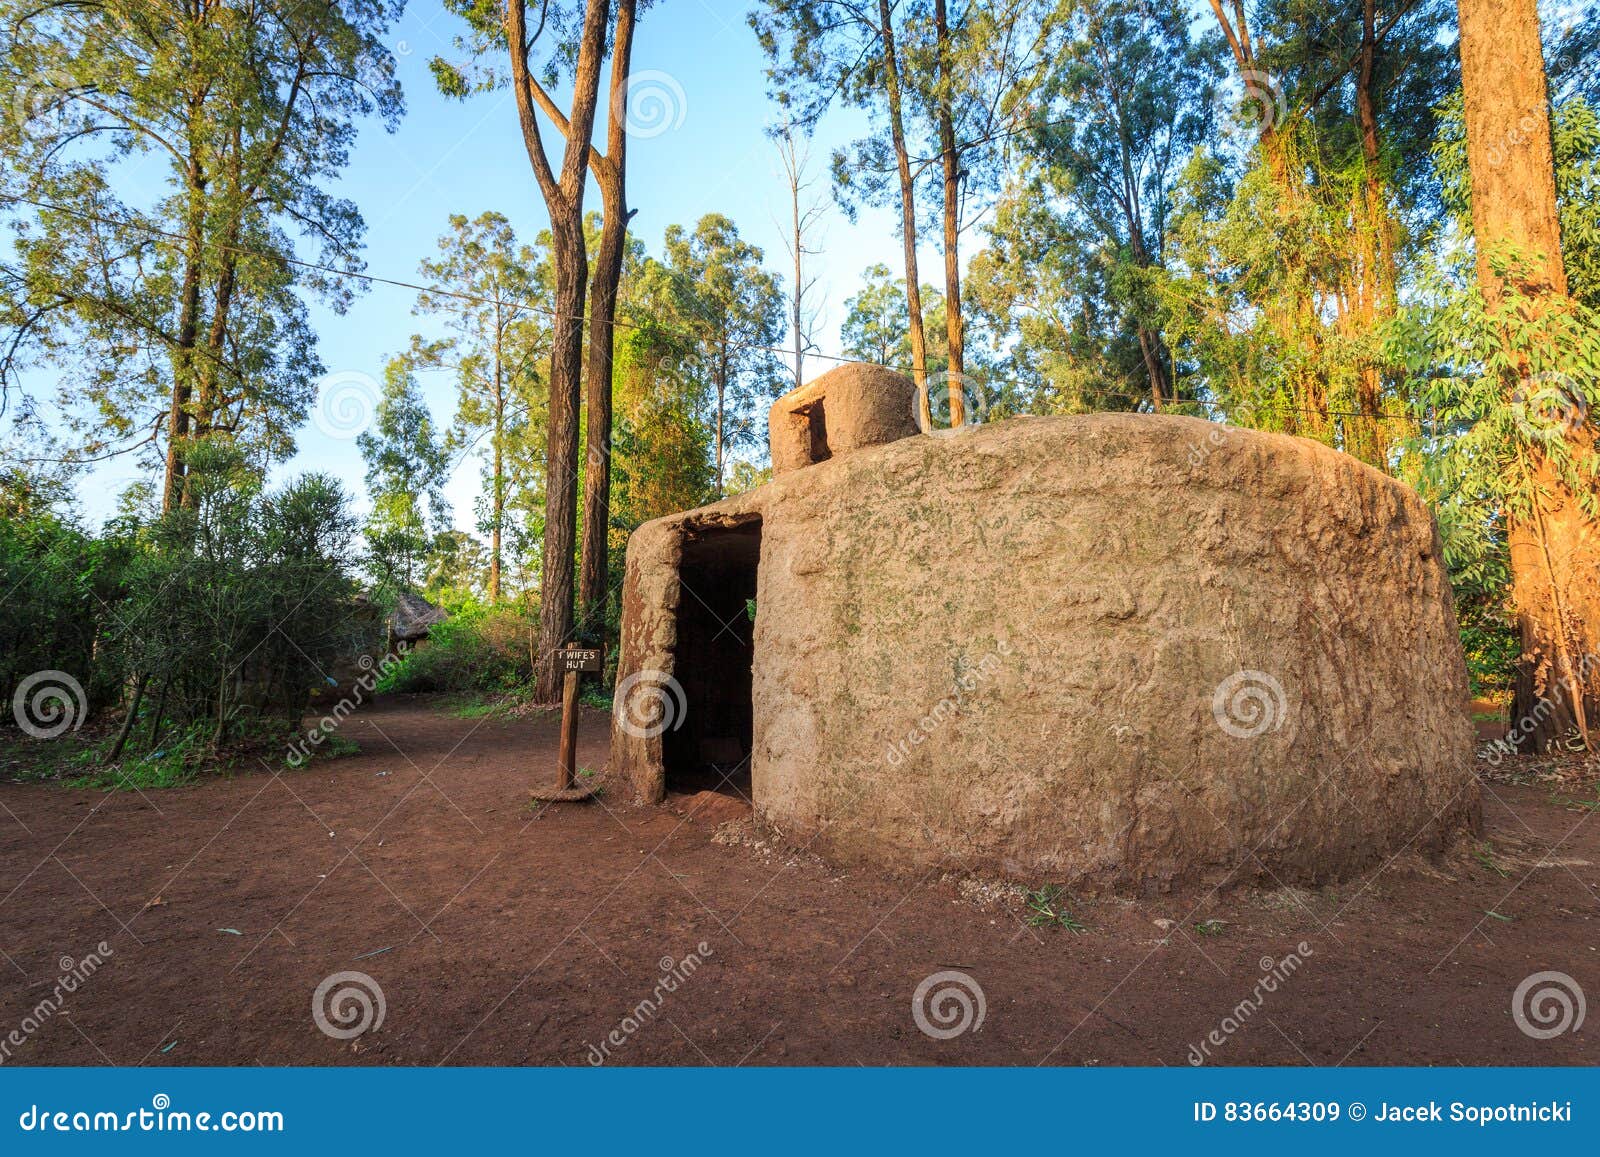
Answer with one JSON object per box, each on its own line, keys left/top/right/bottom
{"left": 0, "top": 695, "right": 1594, "bottom": 1066}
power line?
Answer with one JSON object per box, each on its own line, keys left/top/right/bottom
{"left": 0, "top": 187, "right": 1424, "bottom": 429}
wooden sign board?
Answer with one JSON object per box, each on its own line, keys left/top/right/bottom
{"left": 560, "top": 648, "right": 603, "bottom": 673}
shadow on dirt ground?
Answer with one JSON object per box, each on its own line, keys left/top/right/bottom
{"left": 0, "top": 694, "right": 1594, "bottom": 1066}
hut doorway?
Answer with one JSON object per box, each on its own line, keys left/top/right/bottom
{"left": 664, "top": 517, "right": 761, "bottom": 801}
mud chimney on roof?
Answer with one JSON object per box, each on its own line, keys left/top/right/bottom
{"left": 768, "top": 363, "right": 920, "bottom": 475}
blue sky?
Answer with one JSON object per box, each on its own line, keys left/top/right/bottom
{"left": 70, "top": 1, "right": 912, "bottom": 530}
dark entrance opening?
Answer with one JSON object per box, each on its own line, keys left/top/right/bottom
{"left": 798, "top": 399, "right": 832, "bottom": 464}
{"left": 665, "top": 518, "right": 761, "bottom": 801}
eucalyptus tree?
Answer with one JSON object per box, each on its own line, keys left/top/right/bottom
{"left": 1430, "top": 0, "right": 1600, "bottom": 748}
{"left": 411, "top": 212, "right": 548, "bottom": 602}
{"left": 753, "top": 0, "right": 936, "bottom": 401}
{"left": 357, "top": 357, "right": 452, "bottom": 593}
{"left": 840, "top": 262, "right": 947, "bottom": 373}
{"left": 1190, "top": 0, "right": 1455, "bottom": 459}
{"left": 754, "top": 0, "right": 1051, "bottom": 425}
{"left": 655, "top": 215, "right": 785, "bottom": 499}
{"left": 0, "top": 0, "right": 405, "bottom": 510}
{"left": 994, "top": 0, "right": 1210, "bottom": 412}
{"left": 433, "top": 0, "right": 613, "bottom": 698}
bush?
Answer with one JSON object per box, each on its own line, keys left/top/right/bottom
{"left": 110, "top": 451, "right": 364, "bottom": 746}
{"left": 0, "top": 512, "right": 134, "bottom": 714}
{"left": 377, "top": 601, "right": 535, "bottom": 694}
{"left": 3, "top": 447, "right": 367, "bottom": 783}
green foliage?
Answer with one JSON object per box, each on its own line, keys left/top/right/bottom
{"left": 0, "top": 510, "right": 133, "bottom": 714}
{"left": 0, "top": 0, "right": 405, "bottom": 479}
{"left": 1024, "top": 884, "right": 1087, "bottom": 932}
{"left": 359, "top": 357, "right": 453, "bottom": 591}
{"left": 115, "top": 449, "right": 365, "bottom": 744}
{"left": 377, "top": 602, "right": 535, "bottom": 695}
{"left": 840, "top": 263, "right": 949, "bottom": 373}
{"left": 651, "top": 214, "right": 787, "bottom": 492}
{"left": 410, "top": 212, "right": 551, "bottom": 597}
{"left": 2, "top": 455, "right": 365, "bottom": 785}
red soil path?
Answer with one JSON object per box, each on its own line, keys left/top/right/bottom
{"left": 0, "top": 696, "right": 1594, "bottom": 1066}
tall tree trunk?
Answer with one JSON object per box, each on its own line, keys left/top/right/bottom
{"left": 934, "top": 0, "right": 965, "bottom": 426}
{"left": 788, "top": 137, "right": 805, "bottom": 387}
{"left": 490, "top": 359, "right": 504, "bottom": 604}
{"left": 536, "top": 218, "right": 588, "bottom": 697}
{"left": 508, "top": 0, "right": 610, "bottom": 702}
{"left": 577, "top": 0, "right": 637, "bottom": 648}
{"left": 877, "top": 0, "right": 930, "bottom": 426}
{"left": 714, "top": 371, "right": 726, "bottom": 499}
{"left": 163, "top": 154, "right": 206, "bottom": 513}
{"left": 1458, "top": 0, "right": 1597, "bottom": 749}
{"left": 1351, "top": 0, "right": 1395, "bottom": 467}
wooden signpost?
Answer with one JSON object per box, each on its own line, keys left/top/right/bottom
{"left": 531, "top": 644, "right": 603, "bottom": 803}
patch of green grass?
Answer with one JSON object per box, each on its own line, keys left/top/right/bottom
{"left": 1194, "top": 919, "right": 1227, "bottom": 937}
{"left": 1024, "top": 884, "right": 1087, "bottom": 933}
{"left": 0, "top": 731, "right": 99, "bottom": 784}
{"left": 1550, "top": 791, "right": 1600, "bottom": 814}
{"left": 1473, "top": 842, "right": 1511, "bottom": 877}
{"left": 578, "top": 684, "right": 612, "bottom": 711}
{"left": 445, "top": 693, "right": 517, "bottom": 720}
{"left": 66, "top": 732, "right": 209, "bottom": 792}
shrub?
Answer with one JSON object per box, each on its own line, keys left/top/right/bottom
{"left": 377, "top": 601, "right": 535, "bottom": 694}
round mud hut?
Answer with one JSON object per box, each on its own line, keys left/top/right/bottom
{"left": 608, "top": 363, "right": 1478, "bottom": 892}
